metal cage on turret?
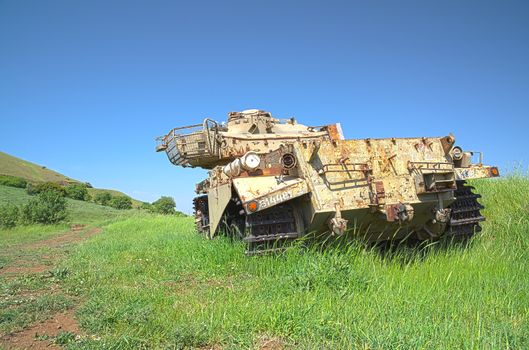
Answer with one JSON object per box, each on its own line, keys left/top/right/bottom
{"left": 156, "top": 119, "right": 223, "bottom": 167}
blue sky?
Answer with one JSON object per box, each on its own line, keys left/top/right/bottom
{"left": 1, "top": 0, "right": 528, "bottom": 213}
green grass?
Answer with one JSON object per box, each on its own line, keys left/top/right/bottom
{"left": 0, "top": 185, "right": 149, "bottom": 340}
{"left": 58, "top": 176, "right": 529, "bottom": 349}
{"left": 0, "top": 183, "right": 156, "bottom": 348}
{"left": 0, "top": 184, "right": 144, "bottom": 266}
{"left": 0, "top": 276, "right": 74, "bottom": 334}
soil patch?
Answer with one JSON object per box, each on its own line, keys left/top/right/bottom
{"left": 0, "top": 309, "right": 80, "bottom": 350}
{"left": 258, "top": 336, "right": 286, "bottom": 350}
{"left": 0, "top": 265, "right": 49, "bottom": 275}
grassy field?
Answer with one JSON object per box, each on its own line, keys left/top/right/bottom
{"left": 0, "top": 184, "right": 145, "bottom": 348}
{"left": 1, "top": 177, "right": 528, "bottom": 349}
{"left": 53, "top": 176, "right": 527, "bottom": 349}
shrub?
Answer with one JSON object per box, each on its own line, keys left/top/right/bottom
{"left": 152, "top": 196, "right": 176, "bottom": 215}
{"left": 140, "top": 202, "right": 153, "bottom": 211}
{"left": 109, "top": 195, "right": 132, "bottom": 210}
{"left": 21, "top": 190, "right": 68, "bottom": 224}
{"left": 0, "top": 174, "right": 27, "bottom": 188}
{"left": 25, "top": 183, "right": 37, "bottom": 195}
{"left": 0, "top": 204, "right": 19, "bottom": 228}
{"left": 84, "top": 182, "right": 93, "bottom": 188}
{"left": 65, "top": 183, "right": 89, "bottom": 201}
{"left": 26, "top": 182, "right": 66, "bottom": 197}
{"left": 94, "top": 192, "right": 112, "bottom": 206}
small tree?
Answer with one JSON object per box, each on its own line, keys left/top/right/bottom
{"left": 109, "top": 195, "right": 132, "bottom": 210}
{"left": 0, "top": 204, "right": 19, "bottom": 228}
{"left": 21, "top": 190, "right": 68, "bottom": 224}
{"left": 66, "top": 183, "right": 89, "bottom": 201}
{"left": 152, "top": 196, "right": 176, "bottom": 215}
{"left": 94, "top": 192, "right": 112, "bottom": 206}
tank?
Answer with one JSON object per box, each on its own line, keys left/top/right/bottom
{"left": 157, "top": 109, "right": 500, "bottom": 253}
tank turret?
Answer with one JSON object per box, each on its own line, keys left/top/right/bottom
{"left": 156, "top": 109, "right": 343, "bottom": 169}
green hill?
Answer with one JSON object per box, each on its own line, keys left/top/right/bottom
{"left": 0, "top": 151, "right": 78, "bottom": 184}
{"left": 0, "top": 151, "right": 143, "bottom": 207}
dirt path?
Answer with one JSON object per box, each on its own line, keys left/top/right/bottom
{"left": 17, "top": 226, "right": 102, "bottom": 250}
{"left": 0, "top": 225, "right": 102, "bottom": 349}
{"left": 0, "top": 226, "right": 101, "bottom": 276}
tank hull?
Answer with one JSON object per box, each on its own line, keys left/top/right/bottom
{"left": 157, "top": 110, "right": 499, "bottom": 253}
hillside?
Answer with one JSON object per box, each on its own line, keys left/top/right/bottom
{"left": 0, "top": 185, "right": 140, "bottom": 227}
{"left": 0, "top": 151, "right": 77, "bottom": 184}
{"left": 0, "top": 151, "right": 143, "bottom": 207}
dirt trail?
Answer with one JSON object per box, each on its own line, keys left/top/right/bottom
{"left": 0, "top": 226, "right": 101, "bottom": 276}
{"left": 18, "top": 226, "right": 102, "bottom": 250}
{"left": 0, "top": 225, "right": 102, "bottom": 349}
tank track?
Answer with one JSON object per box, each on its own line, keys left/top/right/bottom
{"left": 447, "top": 180, "right": 485, "bottom": 240}
{"left": 244, "top": 204, "right": 300, "bottom": 255}
{"left": 193, "top": 195, "right": 209, "bottom": 234}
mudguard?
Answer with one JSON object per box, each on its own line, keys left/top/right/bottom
{"left": 208, "top": 182, "right": 232, "bottom": 238}
{"left": 232, "top": 176, "right": 310, "bottom": 214}
{"left": 455, "top": 166, "right": 500, "bottom": 181}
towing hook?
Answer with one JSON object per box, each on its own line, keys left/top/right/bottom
{"left": 329, "top": 203, "right": 348, "bottom": 235}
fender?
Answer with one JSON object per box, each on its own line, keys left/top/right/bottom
{"left": 207, "top": 182, "right": 232, "bottom": 238}
{"left": 454, "top": 166, "right": 500, "bottom": 181}
{"left": 232, "top": 176, "right": 310, "bottom": 214}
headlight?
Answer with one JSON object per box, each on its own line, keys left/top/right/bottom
{"left": 451, "top": 146, "right": 463, "bottom": 161}
{"left": 281, "top": 153, "right": 296, "bottom": 169}
{"left": 241, "top": 152, "right": 261, "bottom": 171}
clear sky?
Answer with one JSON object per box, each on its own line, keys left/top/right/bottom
{"left": 1, "top": 0, "right": 528, "bottom": 213}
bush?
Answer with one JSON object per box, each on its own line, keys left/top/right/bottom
{"left": 26, "top": 182, "right": 66, "bottom": 197}
{"left": 21, "top": 190, "right": 68, "bottom": 224}
{"left": 65, "top": 183, "right": 89, "bottom": 201}
{"left": 0, "top": 204, "right": 19, "bottom": 228}
{"left": 94, "top": 192, "right": 112, "bottom": 206}
{"left": 152, "top": 196, "right": 176, "bottom": 215}
{"left": 0, "top": 174, "right": 27, "bottom": 188}
{"left": 140, "top": 202, "right": 153, "bottom": 211}
{"left": 109, "top": 195, "right": 132, "bottom": 210}
{"left": 25, "top": 183, "right": 37, "bottom": 195}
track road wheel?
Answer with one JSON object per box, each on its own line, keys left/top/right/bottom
{"left": 193, "top": 195, "right": 209, "bottom": 235}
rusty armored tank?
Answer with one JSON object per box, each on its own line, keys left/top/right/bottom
{"left": 157, "top": 109, "right": 500, "bottom": 253}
